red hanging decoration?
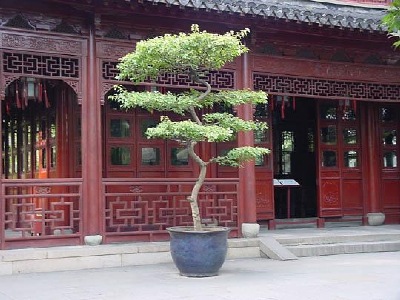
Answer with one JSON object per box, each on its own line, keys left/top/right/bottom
{"left": 15, "top": 83, "right": 21, "bottom": 109}
{"left": 38, "top": 81, "right": 43, "bottom": 103}
{"left": 23, "top": 78, "right": 28, "bottom": 108}
{"left": 270, "top": 95, "right": 274, "bottom": 111}
{"left": 6, "top": 100, "right": 10, "bottom": 115}
{"left": 352, "top": 100, "right": 357, "bottom": 113}
{"left": 44, "top": 81, "right": 50, "bottom": 108}
{"left": 281, "top": 96, "right": 285, "bottom": 119}
{"left": 292, "top": 97, "right": 296, "bottom": 111}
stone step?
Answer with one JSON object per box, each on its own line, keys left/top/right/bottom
{"left": 259, "top": 236, "right": 298, "bottom": 261}
{"left": 275, "top": 233, "right": 400, "bottom": 246}
{"left": 262, "top": 225, "right": 400, "bottom": 258}
{"left": 286, "top": 240, "right": 400, "bottom": 257}
{"left": 0, "top": 238, "right": 260, "bottom": 275}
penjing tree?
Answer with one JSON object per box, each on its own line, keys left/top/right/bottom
{"left": 110, "top": 24, "right": 269, "bottom": 231}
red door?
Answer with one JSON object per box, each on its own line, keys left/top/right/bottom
{"left": 317, "top": 100, "right": 363, "bottom": 218}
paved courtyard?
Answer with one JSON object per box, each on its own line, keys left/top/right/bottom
{"left": 0, "top": 251, "right": 399, "bottom": 300}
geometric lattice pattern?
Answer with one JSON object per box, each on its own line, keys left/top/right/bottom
{"left": 104, "top": 179, "right": 238, "bottom": 235}
{"left": 102, "top": 60, "right": 235, "bottom": 89}
{"left": 254, "top": 73, "right": 400, "bottom": 102}
{"left": 3, "top": 52, "right": 79, "bottom": 78}
{"left": 2, "top": 180, "right": 82, "bottom": 239}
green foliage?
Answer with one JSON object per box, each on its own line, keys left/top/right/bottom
{"left": 146, "top": 117, "right": 234, "bottom": 142}
{"left": 214, "top": 146, "right": 271, "bottom": 167}
{"left": 110, "top": 87, "right": 268, "bottom": 115}
{"left": 109, "top": 86, "right": 201, "bottom": 115}
{"left": 382, "top": 0, "right": 400, "bottom": 48}
{"left": 202, "top": 90, "right": 267, "bottom": 107}
{"left": 116, "top": 24, "right": 250, "bottom": 82}
{"left": 203, "top": 113, "right": 267, "bottom": 133}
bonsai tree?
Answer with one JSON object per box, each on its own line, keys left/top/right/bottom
{"left": 110, "top": 24, "right": 269, "bottom": 231}
{"left": 382, "top": 0, "right": 400, "bottom": 48}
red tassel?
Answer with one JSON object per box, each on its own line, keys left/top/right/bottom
{"left": 23, "top": 79, "right": 28, "bottom": 108}
{"left": 44, "top": 89, "right": 50, "bottom": 108}
{"left": 352, "top": 100, "right": 356, "bottom": 113}
{"left": 270, "top": 95, "right": 274, "bottom": 111}
{"left": 15, "top": 85, "right": 21, "bottom": 109}
{"left": 292, "top": 97, "right": 296, "bottom": 111}
{"left": 281, "top": 96, "right": 285, "bottom": 119}
{"left": 38, "top": 82, "right": 43, "bottom": 103}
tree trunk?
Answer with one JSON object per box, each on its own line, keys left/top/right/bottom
{"left": 187, "top": 143, "right": 207, "bottom": 231}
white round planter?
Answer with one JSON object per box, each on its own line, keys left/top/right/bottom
{"left": 367, "top": 213, "right": 385, "bottom": 226}
{"left": 84, "top": 235, "right": 103, "bottom": 246}
{"left": 241, "top": 223, "right": 260, "bottom": 238}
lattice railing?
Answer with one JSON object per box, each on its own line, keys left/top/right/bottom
{"left": 103, "top": 178, "right": 239, "bottom": 240}
{"left": 1, "top": 179, "right": 82, "bottom": 243}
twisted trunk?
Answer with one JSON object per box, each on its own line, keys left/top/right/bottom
{"left": 186, "top": 68, "right": 212, "bottom": 231}
{"left": 187, "top": 142, "right": 208, "bottom": 230}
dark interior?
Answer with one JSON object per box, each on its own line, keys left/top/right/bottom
{"left": 273, "top": 97, "right": 317, "bottom": 219}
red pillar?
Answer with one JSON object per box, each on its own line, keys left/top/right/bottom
{"left": 366, "top": 104, "right": 380, "bottom": 213}
{"left": 82, "top": 23, "right": 102, "bottom": 237}
{"left": 237, "top": 52, "right": 257, "bottom": 223}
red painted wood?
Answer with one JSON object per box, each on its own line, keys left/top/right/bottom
{"left": 366, "top": 104, "right": 381, "bottom": 213}
{"left": 342, "top": 179, "right": 363, "bottom": 214}
{"left": 237, "top": 52, "right": 257, "bottom": 224}
{"left": 317, "top": 100, "right": 364, "bottom": 218}
{"left": 102, "top": 178, "right": 239, "bottom": 242}
{"left": 254, "top": 94, "right": 273, "bottom": 221}
{"left": 82, "top": 25, "right": 102, "bottom": 236}
{"left": 378, "top": 103, "right": 400, "bottom": 222}
{"left": 251, "top": 55, "right": 400, "bottom": 85}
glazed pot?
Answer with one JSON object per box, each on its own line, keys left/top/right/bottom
{"left": 167, "top": 226, "right": 230, "bottom": 277}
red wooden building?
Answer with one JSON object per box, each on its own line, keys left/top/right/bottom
{"left": 0, "top": 0, "right": 399, "bottom": 249}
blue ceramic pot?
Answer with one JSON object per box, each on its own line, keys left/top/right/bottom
{"left": 167, "top": 226, "right": 230, "bottom": 277}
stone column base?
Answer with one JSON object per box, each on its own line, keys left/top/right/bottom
{"left": 84, "top": 234, "right": 103, "bottom": 246}
{"left": 241, "top": 223, "right": 260, "bottom": 238}
{"left": 367, "top": 213, "right": 385, "bottom": 226}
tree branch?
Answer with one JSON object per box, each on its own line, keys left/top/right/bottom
{"left": 189, "top": 68, "right": 212, "bottom": 101}
{"left": 188, "top": 68, "right": 212, "bottom": 126}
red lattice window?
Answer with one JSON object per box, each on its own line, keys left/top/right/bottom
{"left": 253, "top": 73, "right": 400, "bottom": 102}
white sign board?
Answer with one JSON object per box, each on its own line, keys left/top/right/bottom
{"left": 273, "top": 179, "right": 300, "bottom": 186}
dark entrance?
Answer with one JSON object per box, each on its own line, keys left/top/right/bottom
{"left": 273, "top": 97, "right": 317, "bottom": 219}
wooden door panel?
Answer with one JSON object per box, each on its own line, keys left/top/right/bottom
{"left": 255, "top": 178, "right": 274, "bottom": 219}
{"left": 319, "top": 179, "right": 341, "bottom": 216}
{"left": 342, "top": 179, "right": 363, "bottom": 214}
{"left": 382, "top": 179, "right": 400, "bottom": 207}
{"left": 317, "top": 100, "right": 363, "bottom": 219}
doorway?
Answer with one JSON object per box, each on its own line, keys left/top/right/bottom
{"left": 273, "top": 97, "right": 317, "bottom": 219}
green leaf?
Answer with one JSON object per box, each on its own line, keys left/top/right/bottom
{"left": 382, "top": 0, "right": 400, "bottom": 47}
{"left": 116, "top": 25, "right": 250, "bottom": 82}
{"left": 214, "top": 146, "right": 270, "bottom": 167}
{"left": 203, "top": 113, "right": 268, "bottom": 133}
{"left": 146, "top": 117, "right": 234, "bottom": 143}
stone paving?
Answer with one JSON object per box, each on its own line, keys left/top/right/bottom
{"left": 0, "top": 251, "right": 399, "bottom": 300}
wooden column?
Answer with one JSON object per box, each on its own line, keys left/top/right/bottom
{"left": 366, "top": 103, "right": 380, "bottom": 213}
{"left": 237, "top": 52, "right": 257, "bottom": 223}
{"left": 82, "top": 22, "right": 102, "bottom": 236}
